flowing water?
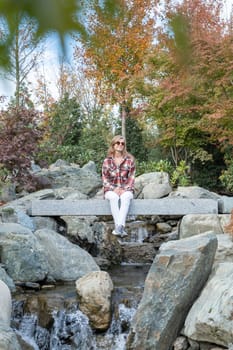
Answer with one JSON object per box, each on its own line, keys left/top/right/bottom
{"left": 11, "top": 264, "right": 150, "bottom": 350}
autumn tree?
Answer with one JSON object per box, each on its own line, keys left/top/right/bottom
{"left": 145, "top": 0, "right": 229, "bottom": 172}
{"left": 75, "top": 0, "right": 158, "bottom": 139}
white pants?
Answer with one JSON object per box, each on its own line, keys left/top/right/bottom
{"left": 105, "top": 191, "right": 133, "bottom": 227}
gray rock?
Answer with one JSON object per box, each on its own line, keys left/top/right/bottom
{"left": 0, "top": 183, "right": 16, "bottom": 202}
{"left": 135, "top": 172, "right": 170, "bottom": 198}
{"left": 32, "top": 216, "right": 57, "bottom": 231}
{"left": 126, "top": 232, "right": 217, "bottom": 350}
{"left": 0, "top": 267, "right": 16, "bottom": 292}
{"left": 213, "top": 234, "right": 233, "bottom": 270}
{"left": 0, "top": 223, "right": 33, "bottom": 236}
{"left": 0, "top": 280, "right": 11, "bottom": 327}
{"left": 179, "top": 214, "right": 224, "bottom": 239}
{"left": 0, "top": 230, "right": 48, "bottom": 282}
{"left": 142, "top": 183, "right": 172, "bottom": 199}
{"left": 35, "top": 229, "right": 100, "bottom": 281}
{"left": 169, "top": 186, "right": 221, "bottom": 200}
{"left": 82, "top": 160, "right": 97, "bottom": 173}
{"left": 62, "top": 216, "right": 95, "bottom": 243}
{"left": 0, "top": 326, "right": 22, "bottom": 350}
{"left": 0, "top": 189, "right": 55, "bottom": 215}
{"left": 36, "top": 163, "right": 102, "bottom": 196}
{"left": 53, "top": 187, "right": 88, "bottom": 200}
{"left": 183, "top": 263, "right": 233, "bottom": 348}
{"left": 218, "top": 195, "right": 233, "bottom": 214}
{"left": 1, "top": 207, "right": 34, "bottom": 231}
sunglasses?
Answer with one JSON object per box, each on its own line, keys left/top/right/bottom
{"left": 115, "top": 141, "right": 125, "bottom": 146}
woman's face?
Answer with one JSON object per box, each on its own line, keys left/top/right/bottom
{"left": 113, "top": 138, "right": 125, "bottom": 152}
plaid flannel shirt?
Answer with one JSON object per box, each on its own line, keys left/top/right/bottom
{"left": 102, "top": 156, "right": 136, "bottom": 194}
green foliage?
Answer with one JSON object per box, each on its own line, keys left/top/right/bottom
{"left": 0, "top": 164, "right": 10, "bottom": 182}
{"left": 190, "top": 145, "right": 225, "bottom": 191}
{"left": 169, "top": 13, "right": 191, "bottom": 66}
{"left": 37, "top": 102, "right": 111, "bottom": 174}
{"left": 0, "top": 165, "right": 11, "bottom": 196}
{"left": 49, "top": 94, "right": 83, "bottom": 146}
{"left": 75, "top": 111, "right": 111, "bottom": 173}
{"left": 219, "top": 155, "right": 233, "bottom": 193}
{"left": 125, "top": 116, "right": 148, "bottom": 162}
{"left": 170, "top": 160, "right": 191, "bottom": 187}
{"left": 137, "top": 158, "right": 191, "bottom": 187}
{"left": 136, "top": 159, "right": 173, "bottom": 177}
{"left": 37, "top": 94, "right": 83, "bottom": 165}
{"left": 0, "top": 0, "right": 126, "bottom": 70}
{"left": 0, "top": 0, "right": 86, "bottom": 69}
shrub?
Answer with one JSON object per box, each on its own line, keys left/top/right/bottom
{"left": 219, "top": 160, "right": 233, "bottom": 194}
{"left": 170, "top": 160, "right": 191, "bottom": 187}
{"left": 136, "top": 159, "right": 173, "bottom": 177}
{"left": 0, "top": 106, "right": 43, "bottom": 191}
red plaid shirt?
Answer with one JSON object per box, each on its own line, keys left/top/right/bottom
{"left": 102, "top": 156, "right": 136, "bottom": 194}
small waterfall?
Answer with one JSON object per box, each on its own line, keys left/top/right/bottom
{"left": 12, "top": 294, "right": 138, "bottom": 350}
{"left": 126, "top": 220, "right": 149, "bottom": 242}
{"left": 50, "top": 308, "right": 96, "bottom": 350}
{"left": 17, "top": 314, "right": 40, "bottom": 349}
{"left": 94, "top": 302, "right": 137, "bottom": 350}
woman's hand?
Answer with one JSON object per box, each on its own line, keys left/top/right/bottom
{"left": 114, "top": 188, "right": 125, "bottom": 196}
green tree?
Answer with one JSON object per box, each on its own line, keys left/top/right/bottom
{"left": 76, "top": 110, "right": 112, "bottom": 172}
{"left": 119, "top": 115, "right": 148, "bottom": 162}
{"left": 38, "top": 94, "right": 83, "bottom": 164}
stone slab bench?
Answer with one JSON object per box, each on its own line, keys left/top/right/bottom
{"left": 30, "top": 198, "right": 219, "bottom": 216}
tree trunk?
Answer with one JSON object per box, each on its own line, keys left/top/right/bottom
{"left": 15, "top": 19, "right": 20, "bottom": 108}
{"left": 121, "top": 104, "right": 126, "bottom": 140}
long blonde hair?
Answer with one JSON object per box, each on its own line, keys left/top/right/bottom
{"left": 107, "top": 135, "right": 134, "bottom": 159}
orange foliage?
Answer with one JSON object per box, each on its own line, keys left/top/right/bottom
{"left": 75, "top": 0, "right": 158, "bottom": 105}
{"left": 152, "top": 0, "right": 233, "bottom": 150}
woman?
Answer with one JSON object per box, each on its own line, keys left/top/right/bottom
{"left": 102, "top": 135, "right": 136, "bottom": 237}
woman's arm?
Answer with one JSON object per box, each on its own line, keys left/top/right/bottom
{"left": 125, "top": 159, "right": 136, "bottom": 192}
{"left": 102, "top": 158, "right": 115, "bottom": 192}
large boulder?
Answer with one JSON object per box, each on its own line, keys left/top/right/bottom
{"left": 135, "top": 172, "right": 170, "bottom": 198}
{"left": 179, "top": 214, "right": 230, "bottom": 239}
{"left": 126, "top": 232, "right": 217, "bottom": 350}
{"left": 169, "top": 186, "right": 221, "bottom": 200}
{"left": 34, "top": 229, "right": 100, "bottom": 281}
{"left": 35, "top": 162, "right": 102, "bottom": 196}
{"left": 141, "top": 183, "right": 172, "bottom": 199}
{"left": 75, "top": 271, "right": 114, "bottom": 330}
{"left": 0, "top": 225, "right": 48, "bottom": 282}
{"left": 183, "top": 262, "right": 233, "bottom": 348}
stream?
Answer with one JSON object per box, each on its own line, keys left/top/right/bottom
{"left": 11, "top": 263, "right": 151, "bottom": 350}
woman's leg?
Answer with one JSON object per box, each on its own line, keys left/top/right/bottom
{"left": 118, "top": 191, "right": 133, "bottom": 227}
{"left": 104, "top": 191, "right": 120, "bottom": 226}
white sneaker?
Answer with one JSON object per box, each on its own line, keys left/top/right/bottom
{"left": 119, "top": 225, "right": 128, "bottom": 237}
{"left": 112, "top": 225, "right": 128, "bottom": 237}
{"left": 112, "top": 226, "right": 122, "bottom": 236}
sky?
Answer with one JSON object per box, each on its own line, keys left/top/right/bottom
{"left": 0, "top": 0, "right": 232, "bottom": 107}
